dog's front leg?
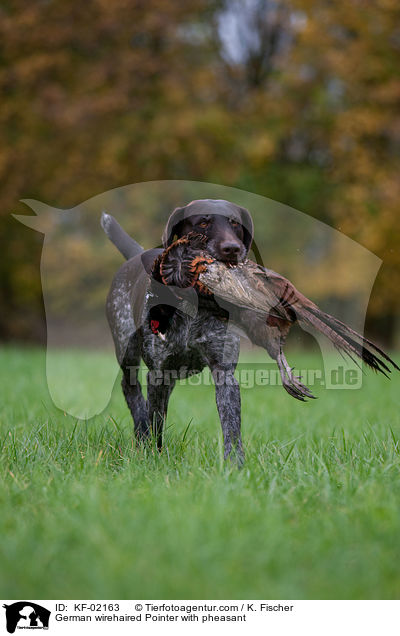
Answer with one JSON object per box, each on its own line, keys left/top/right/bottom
{"left": 211, "top": 366, "right": 244, "bottom": 464}
{"left": 147, "top": 370, "right": 176, "bottom": 451}
{"left": 121, "top": 373, "right": 150, "bottom": 442}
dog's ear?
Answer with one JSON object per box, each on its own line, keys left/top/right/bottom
{"left": 239, "top": 206, "right": 254, "bottom": 253}
{"left": 162, "top": 206, "right": 186, "bottom": 247}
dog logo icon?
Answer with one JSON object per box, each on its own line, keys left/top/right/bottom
{"left": 2, "top": 602, "right": 50, "bottom": 633}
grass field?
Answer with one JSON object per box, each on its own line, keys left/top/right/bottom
{"left": 0, "top": 346, "right": 399, "bottom": 599}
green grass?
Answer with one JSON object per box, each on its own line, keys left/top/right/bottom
{"left": 0, "top": 346, "right": 400, "bottom": 599}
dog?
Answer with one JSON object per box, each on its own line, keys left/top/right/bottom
{"left": 101, "top": 199, "right": 254, "bottom": 462}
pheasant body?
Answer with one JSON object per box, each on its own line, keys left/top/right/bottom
{"left": 152, "top": 233, "right": 399, "bottom": 400}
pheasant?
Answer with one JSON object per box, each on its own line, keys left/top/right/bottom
{"left": 152, "top": 233, "right": 399, "bottom": 400}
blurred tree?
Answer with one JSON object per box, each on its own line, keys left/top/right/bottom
{"left": 0, "top": 0, "right": 398, "bottom": 344}
{"left": 287, "top": 0, "right": 400, "bottom": 340}
{"left": 0, "top": 0, "right": 222, "bottom": 338}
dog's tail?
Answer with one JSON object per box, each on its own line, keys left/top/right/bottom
{"left": 101, "top": 212, "right": 144, "bottom": 260}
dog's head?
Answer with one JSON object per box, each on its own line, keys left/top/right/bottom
{"left": 162, "top": 199, "right": 253, "bottom": 264}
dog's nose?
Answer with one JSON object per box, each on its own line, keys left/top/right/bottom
{"left": 220, "top": 241, "right": 241, "bottom": 259}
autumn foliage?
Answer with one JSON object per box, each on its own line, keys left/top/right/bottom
{"left": 0, "top": 0, "right": 399, "bottom": 343}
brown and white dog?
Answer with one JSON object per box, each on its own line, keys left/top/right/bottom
{"left": 102, "top": 199, "right": 254, "bottom": 462}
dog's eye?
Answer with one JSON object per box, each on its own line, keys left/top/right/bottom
{"left": 198, "top": 220, "right": 210, "bottom": 228}
{"left": 230, "top": 219, "right": 239, "bottom": 227}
